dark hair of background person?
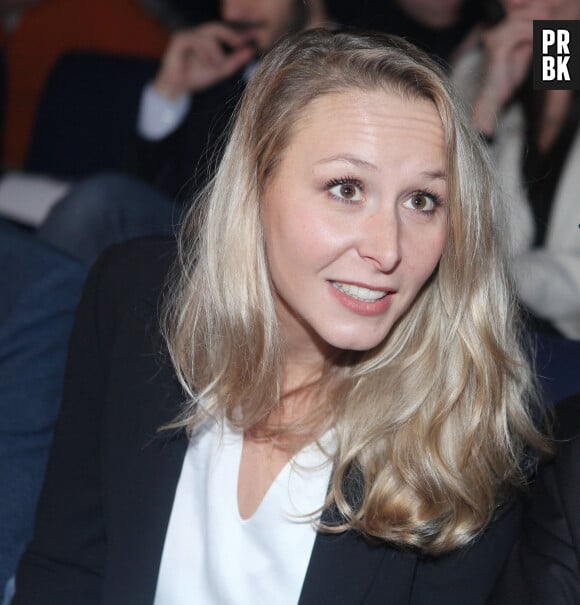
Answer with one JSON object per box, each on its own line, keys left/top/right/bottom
{"left": 163, "top": 0, "right": 484, "bottom": 66}
{"left": 331, "top": 0, "right": 484, "bottom": 65}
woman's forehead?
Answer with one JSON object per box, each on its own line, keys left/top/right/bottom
{"left": 285, "top": 90, "right": 446, "bottom": 162}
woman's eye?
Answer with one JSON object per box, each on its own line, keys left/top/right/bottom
{"left": 403, "top": 192, "right": 437, "bottom": 212}
{"left": 329, "top": 182, "right": 363, "bottom": 202}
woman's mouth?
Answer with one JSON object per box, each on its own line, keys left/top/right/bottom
{"left": 331, "top": 281, "right": 388, "bottom": 302}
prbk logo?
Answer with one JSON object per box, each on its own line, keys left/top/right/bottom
{"left": 533, "top": 20, "right": 580, "bottom": 89}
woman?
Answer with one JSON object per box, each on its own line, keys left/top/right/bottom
{"left": 453, "top": 0, "right": 580, "bottom": 339}
{"left": 13, "top": 29, "right": 549, "bottom": 604}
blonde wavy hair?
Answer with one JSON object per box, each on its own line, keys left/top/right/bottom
{"left": 163, "top": 29, "right": 549, "bottom": 555}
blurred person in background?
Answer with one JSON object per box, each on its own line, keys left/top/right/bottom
{"left": 36, "top": 0, "right": 330, "bottom": 265}
{"left": 334, "top": 0, "right": 483, "bottom": 66}
{"left": 453, "top": 0, "right": 580, "bottom": 339}
{"left": 0, "top": 220, "right": 85, "bottom": 605}
{"left": 0, "top": 0, "right": 170, "bottom": 170}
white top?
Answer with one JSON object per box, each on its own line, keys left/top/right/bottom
{"left": 153, "top": 418, "right": 335, "bottom": 605}
{"left": 137, "top": 63, "right": 257, "bottom": 141}
{"left": 137, "top": 84, "right": 191, "bottom": 141}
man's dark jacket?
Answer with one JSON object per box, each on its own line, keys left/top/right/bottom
{"left": 125, "top": 74, "right": 244, "bottom": 200}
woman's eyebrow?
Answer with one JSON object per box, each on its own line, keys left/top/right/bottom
{"left": 420, "top": 170, "right": 447, "bottom": 181}
{"left": 316, "top": 156, "right": 447, "bottom": 182}
{"left": 316, "top": 154, "right": 379, "bottom": 171}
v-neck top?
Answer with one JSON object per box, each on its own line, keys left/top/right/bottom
{"left": 153, "top": 417, "right": 335, "bottom": 605}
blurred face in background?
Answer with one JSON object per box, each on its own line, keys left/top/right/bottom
{"left": 220, "top": 0, "right": 314, "bottom": 51}
{"left": 397, "top": 0, "right": 463, "bottom": 29}
{"left": 501, "top": 0, "right": 580, "bottom": 20}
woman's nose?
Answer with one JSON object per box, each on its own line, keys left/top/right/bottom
{"left": 357, "top": 208, "right": 402, "bottom": 273}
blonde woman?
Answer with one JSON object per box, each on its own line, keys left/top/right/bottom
{"left": 14, "top": 29, "right": 549, "bottom": 605}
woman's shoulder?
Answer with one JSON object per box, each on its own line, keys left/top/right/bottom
{"left": 552, "top": 392, "right": 580, "bottom": 442}
{"left": 96, "top": 235, "right": 177, "bottom": 287}
{"left": 89, "top": 235, "right": 177, "bottom": 310}
{"left": 487, "top": 394, "right": 580, "bottom": 605}
{"left": 74, "top": 235, "right": 178, "bottom": 353}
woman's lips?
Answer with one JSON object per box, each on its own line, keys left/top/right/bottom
{"left": 328, "top": 280, "right": 395, "bottom": 316}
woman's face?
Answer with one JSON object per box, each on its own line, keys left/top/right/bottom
{"left": 261, "top": 89, "right": 449, "bottom": 358}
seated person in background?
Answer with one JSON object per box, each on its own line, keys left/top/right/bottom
{"left": 0, "top": 0, "right": 169, "bottom": 170}
{"left": 452, "top": 0, "right": 580, "bottom": 339}
{"left": 13, "top": 29, "right": 549, "bottom": 604}
{"left": 0, "top": 221, "right": 85, "bottom": 603}
{"left": 126, "top": 0, "right": 328, "bottom": 197}
{"left": 489, "top": 392, "right": 580, "bottom": 604}
{"left": 36, "top": 0, "right": 330, "bottom": 265}
{"left": 0, "top": 0, "right": 172, "bottom": 239}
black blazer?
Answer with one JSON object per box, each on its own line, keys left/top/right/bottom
{"left": 13, "top": 238, "right": 521, "bottom": 605}
{"left": 489, "top": 394, "right": 580, "bottom": 605}
{"left": 124, "top": 74, "right": 244, "bottom": 200}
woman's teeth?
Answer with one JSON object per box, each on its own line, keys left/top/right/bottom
{"left": 332, "top": 281, "right": 388, "bottom": 302}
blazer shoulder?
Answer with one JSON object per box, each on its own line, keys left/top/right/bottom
{"left": 553, "top": 392, "right": 580, "bottom": 441}
{"left": 95, "top": 236, "right": 177, "bottom": 308}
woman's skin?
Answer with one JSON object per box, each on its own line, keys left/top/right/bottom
{"left": 237, "top": 88, "right": 448, "bottom": 520}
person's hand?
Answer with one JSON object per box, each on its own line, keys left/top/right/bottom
{"left": 472, "top": 12, "right": 541, "bottom": 137}
{"left": 152, "top": 22, "right": 257, "bottom": 100}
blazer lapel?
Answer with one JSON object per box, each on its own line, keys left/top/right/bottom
{"left": 103, "top": 267, "right": 190, "bottom": 605}
{"left": 120, "top": 376, "right": 188, "bottom": 605}
{"left": 299, "top": 471, "right": 418, "bottom": 605}
{"left": 299, "top": 530, "right": 417, "bottom": 605}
